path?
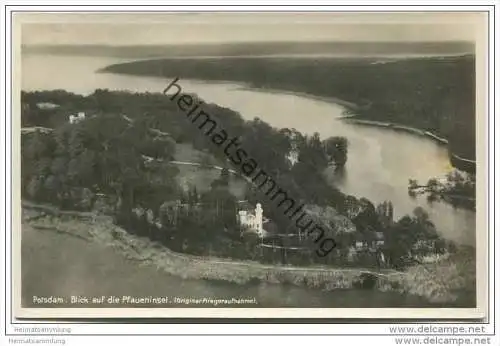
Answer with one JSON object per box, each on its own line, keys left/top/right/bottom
{"left": 142, "top": 155, "right": 248, "bottom": 180}
{"left": 20, "top": 126, "right": 54, "bottom": 134}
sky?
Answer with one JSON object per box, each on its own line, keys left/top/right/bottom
{"left": 17, "top": 12, "right": 484, "bottom": 46}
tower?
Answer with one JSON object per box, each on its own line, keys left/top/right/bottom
{"left": 255, "top": 203, "right": 263, "bottom": 235}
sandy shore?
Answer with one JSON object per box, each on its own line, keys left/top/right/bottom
{"left": 234, "top": 84, "right": 361, "bottom": 110}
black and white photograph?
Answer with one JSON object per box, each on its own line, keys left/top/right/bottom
{"left": 12, "top": 11, "right": 487, "bottom": 319}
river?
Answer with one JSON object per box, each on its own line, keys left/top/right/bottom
{"left": 20, "top": 53, "right": 476, "bottom": 307}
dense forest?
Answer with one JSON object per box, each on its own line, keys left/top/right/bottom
{"left": 21, "top": 90, "right": 451, "bottom": 269}
{"left": 101, "top": 55, "right": 476, "bottom": 164}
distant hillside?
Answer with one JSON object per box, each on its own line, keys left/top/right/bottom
{"left": 101, "top": 55, "right": 476, "bottom": 164}
{"left": 22, "top": 41, "right": 475, "bottom": 58}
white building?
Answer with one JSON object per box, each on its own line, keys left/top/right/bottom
{"left": 237, "top": 203, "right": 264, "bottom": 237}
{"left": 355, "top": 241, "right": 365, "bottom": 249}
{"left": 36, "top": 102, "right": 59, "bottom": 110}
{"left": 286, "top": 149, "right": 299, "bottom": 166}
{"left": 69, "top": 112, "right": 86, "bottom": 124}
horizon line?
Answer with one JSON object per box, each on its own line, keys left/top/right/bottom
{"left": 21, "top": 40, "right": 476, "bottom": 47}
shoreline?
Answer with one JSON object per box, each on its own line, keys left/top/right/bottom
{"left": 233, "top": 83, "right": 361, "bottom": 111}
{"left": 98, "top": 69, "right": 361, "bottom": 111}
{"left": 175, "top": 77, "right": 477, "bottom": 168}
{"left": 340, "top": 118, "right": 476, "bottom": 168}
{"left": 172, "top": 76, "right": 476, "bottom": 168}
{"left": 24, "top": 204, "right": 401, "bottom": 279}
{"left": 100, "top": 69, "right": 476, "bottom": 167}
{"left": 341, "top": 118, "right": 447, "bottom": 144}
{"left": 22, "top": 204, "right": 475, "bottom": 305}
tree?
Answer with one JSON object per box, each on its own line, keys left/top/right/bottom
{"left": 324, "top": 136, "right": 348, "bottom": 167}
{"left": 383, "top": 206, "right": 441, "bottom": 268}
{"left": 26, "top": 177, "right": 44, "bottom": 201}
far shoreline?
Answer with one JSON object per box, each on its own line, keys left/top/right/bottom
{"left": 98, "top": 68, "right": 475, "bottom": 164}
{"left": 178, "top": 77, "right": 477, "bottom": 170}
{"left": 105, "top": 69, "right": 476, "bottom": 166}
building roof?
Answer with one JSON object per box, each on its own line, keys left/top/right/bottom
{"left": 236, "top": 200, "right": 254, "bottom": 211}
{"left": 36, "top": 102, "right": 59, "bottom": 109}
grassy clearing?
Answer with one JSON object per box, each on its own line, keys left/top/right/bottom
{"left": 174, "top": 164, "right": 247, "bottom": 198}
{"left": 173, "top": 143, "right": 212, "bottom": 163}
{"left": 172, "top": 142, "right": 247, "bottom": 198}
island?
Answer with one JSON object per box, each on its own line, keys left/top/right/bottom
{"left": 21, "top": 88, "right": 475, "bottom": 304}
